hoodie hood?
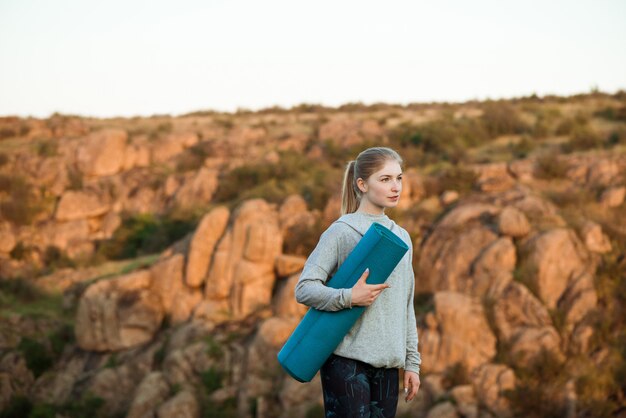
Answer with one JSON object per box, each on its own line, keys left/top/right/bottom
{"left": 335, "top": 211, "right": 397, "bottom": 236}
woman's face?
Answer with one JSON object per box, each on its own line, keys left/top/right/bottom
{"left": 356, "top": 159, "right": 403, "bottom": 210}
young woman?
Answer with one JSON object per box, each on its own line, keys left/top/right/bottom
{"left": 295, "top": 146, "right": 421, "bottom": 417}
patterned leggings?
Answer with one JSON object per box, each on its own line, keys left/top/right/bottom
{"left": 320, "top": 353, "right": 399, "bottom": 418}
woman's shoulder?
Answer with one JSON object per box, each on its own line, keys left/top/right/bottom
{"left": 389, "top": 221, "right": 412, "bottom": 247}
{"left": 318, "top": 219, "right": 355, "bottom": 240}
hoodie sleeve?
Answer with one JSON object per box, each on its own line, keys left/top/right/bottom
{"left": 294, "top": 224, "right": 353, "bottom": 311}
{"left": 405, "top": 232, "right": 422, "bottom": 375}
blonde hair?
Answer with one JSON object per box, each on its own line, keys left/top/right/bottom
{"left": 341, "top": 147, "right": 403, "bottom": 215}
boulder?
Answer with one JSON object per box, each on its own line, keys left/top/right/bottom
{"left": 508, "top": 159, "right": 535, "bottom": 183}
{"left": 55, "top": 190, "right": 110, "bottom": 221}
{"left": 580, "top": 221, "right": 612, "bottom": 253}
{"left": 319, "top": 118, "right": 371, "bottom": 148}
{"left": 76, "top": 129, "right": 128, "bottom": 177}
{"left": 185, "top": 206, "right": 230, "bottom": 287}
{"left": 497, "top": 206, "right": 530, "bottom": 237}
{"left": 274, "top": 274, "right": 308, "bottom": 319}
{"left": 471, "top": 363, "right": 515, "bottom": 418}
{"left": 278, "top": 194, "right": 309, "bottom": 231}
{"left": 394, "top": 169, "right": 425, "bottom": 209}
{"left": 278, "top": 375, "right": 323, "bottom": 418}
{"left": 30, "top": 351, "right": 91, "bottom": 405}
{"left": 450, "top": 385, "right": 477, "bottom": 418}
{"left": 127, "top": 372, "right": 170, "bottom": 418}
{"left": 438, "top": 203, "right": 500, "bottom": 229}
{"left": 162, "top": 341, "right": 218, "bottom": 389}
{"left": 599, "top": 185, "right": 625, "bottom": 208}
{"left": 75, "top": 270, "right": 163, "bottom": 351}
{"left": 46, "top": 219, "right": 90, "bottom": 251}
{"left": 558, "top": 273, "right": 597, "bottom": 327}
{"left": 470, "top": 237, "right": 516, "bottom": 297}
{"left": 493, "top": 281, "right": 552, "bottom": 343}
{"left": 522, "top": 228, "right": 590, "bottom": 309}
{"left": 123, "top": 186, "right": 158, "bottom": 214}
{"left": 0, "top": 223, "right": 16, "bottom": 253}
{"left": 418, "top": 221, "right": 499, "bottom": 293}
{"left": 150, "top": 254, "right": 200, "bottom": 323}
{"left": 425, "top": 401, "right": 459, "bottom": 418}
{"left": 275, "top": 255, "right": 306, "bottom": 278}
{"left": 86, "top": 358, "right": 154, "bottom": 417}
{"left": 420, "top": 292, "right": 496, "bottom": 374}
{"left": 157, "top": 390, "right": 199, "bottom": 418}
{"left": 509, "top": 326, "right": 564, "bottom": 367}
{"left": 205, "top": 199, "right": 283, "bottom": 319}
{"left": 173, "top": 168, "right": 219, "bottom": 209}
{"left": 586, "top": 159, "right": 620, "bottom": 187}
{"left": 101, "top": 211, "right": 122, "bottom": 238}
{"left": 151, "top": 132, "right": 198, "bottom": 163}
{"left": 440, "top": 190, "right": 459, "bottom": 206}
{"left": 0, "top": 351, "right": 35, "bottom": 411}
{"left": 246, "top": 317, "right": 299, "bottom": 397}
{"left": 36, "top": 156, "right": 68, "bottom": 196}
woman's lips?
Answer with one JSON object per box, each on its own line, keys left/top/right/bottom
{"left": 389, "top": 196, "right": 399, "bottom": 200}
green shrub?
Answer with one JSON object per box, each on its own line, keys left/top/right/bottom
{"left": 59, "top": 392, "right": 106, "bottom": 418}
{"left": 36, "top": 140, "right": 58, "bottom": 157}
{"left": 66, "top": 165, "right": 84, "bottom": 190}
{"left": 200, "top": 367, "right": 224, "bottom": 393}
{"left": 441, "top": 362, "right": 470, "bottom": 389}
{"left": 213, "top": 150, "right": 334, "bottom": 211}
{"left": 48, "top": 323, "right": 75, "bottom": 357}
{"left": 0, "top": 174, "right": 43, "bottom": 225}
{"left": 96, "top": 213, "right": 195, "bottom": 260}
{"left": 607, "top": 126, "right": 626, "bottom": 147}
{"left": 561, "top": 125, "right": 604, "bottom": 152}
{"left": 0, "top": 395, "right": 33, "bottom": 418}
{"left": 505, "top": 348, "right": 568, "bottom": 417}
{"left": 555, "top": 113, "right": 589, "bottom": 136}
{"left": 388, "top": 120, "right": 472, "bottom": 164}
{"left": 0, "top": 277, "right": 44, "bottom": 303}
{"left": 283, "top": 218, "right": 326, "bottom": 256}
{"left": 18, "top": 337, "right": 54, "bottom": 377}
{"left": 201, "top": 397, "right": 238, "bottom": 418}
{"left": 481, "top": 102, "right": 530, "bottom": 137}
{"left": 305, "top": 404, "right": 325, "bottom": 418}
{"left": 594, "top": 105, "right": 626, "bottom": 122}
{"left": 42, "top": 245, "right": 76, "bottom": 272}
{"left": 205, "top": 335, "right": 224, "bottom": 360}
{"left": 431, "top": 166, "right": 478, "bottom": 194}
{"left": 508, "top": 135, "right": 536, "bottom": 158}
{"left": 176, "top": 142, "right": 212, "bottom": 173}
{"left": 534, "top": 152, "right": 569, "bottom": 179}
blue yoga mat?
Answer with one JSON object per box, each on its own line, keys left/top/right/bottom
{"left": 277, "top": 221, "right": 409, "bottom": 382}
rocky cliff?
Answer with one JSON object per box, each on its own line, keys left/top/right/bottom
{"left": 1, "top": 93, "right": 625, "bottom": 417}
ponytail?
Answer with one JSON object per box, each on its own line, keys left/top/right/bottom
{"left": 341, "top": 160, "right": 360, "bottom": 215}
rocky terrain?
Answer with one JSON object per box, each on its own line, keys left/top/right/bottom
{"left": 1, "top": 92, "right": 625, "bottom": 417}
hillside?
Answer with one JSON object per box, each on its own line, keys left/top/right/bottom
{"left": 1, "top": 92, "right": 625, "bottom": 418}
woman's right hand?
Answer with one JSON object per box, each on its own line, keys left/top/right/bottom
{"left": 350, "top": 268, "right": 390, "bottom": 306}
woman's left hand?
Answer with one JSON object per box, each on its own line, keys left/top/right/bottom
{"left": 403, "top": 370, "right": 420, "bottom": 402}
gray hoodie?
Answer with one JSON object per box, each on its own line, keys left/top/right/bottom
{"left": 294, "top": 211, "right": 421, "bottom": 374}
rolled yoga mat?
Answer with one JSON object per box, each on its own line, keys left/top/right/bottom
{"left": 277, "top": 221, "right": 409, "bottom": 383}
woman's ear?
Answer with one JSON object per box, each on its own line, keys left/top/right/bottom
{"left": 356, "top": 177, "right": 367, "bottom": 194}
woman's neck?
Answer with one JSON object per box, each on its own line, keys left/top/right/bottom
{"left": 355, "top": 203, "right": 385, "bottom": 216}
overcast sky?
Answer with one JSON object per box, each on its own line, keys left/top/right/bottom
{"left": 1, "top": 0, "right": 625, "bottom": 118}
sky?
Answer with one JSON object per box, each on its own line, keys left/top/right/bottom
{"left": 1, "top": 0, "right": 625, "bottom": 118}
